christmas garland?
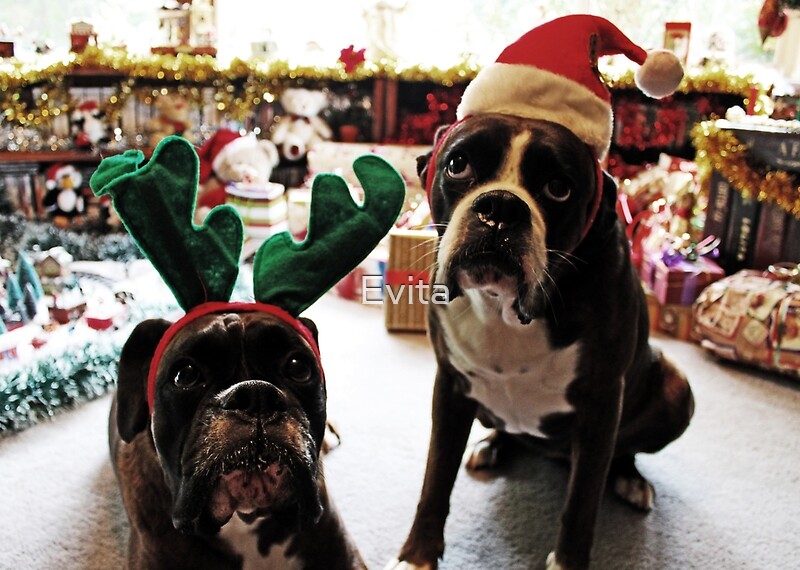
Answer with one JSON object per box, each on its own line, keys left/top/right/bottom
{"left": 0, "top": 213, "right": 143, "bottom": 263}
{"left": 0, "top": 335, "right": 122, "bottom": 434}
{"left": 0, "top": 297, "right": 181, "bottom": 436}
{"left": 692, "top": 120, "right": 800, "bottom": 219}
{"left": 0, "top": 46, "right": 769, "bottom": 127}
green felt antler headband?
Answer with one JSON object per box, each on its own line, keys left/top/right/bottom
{"left": 90, "top": 135, "right": 406, "bottom": 316}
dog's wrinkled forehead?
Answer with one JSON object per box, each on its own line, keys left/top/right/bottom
{"left": 440, "top": 114, "right": 594, "bottom": 184}
{"left": 425, "top": 114, "right": 597, "bottom": 227}
{"left": 164, "top": 312, "right": 317, "bottom": 372}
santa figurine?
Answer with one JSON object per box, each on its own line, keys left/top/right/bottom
{"left": 70, "top": 100, "right": 110, "bottom": 149}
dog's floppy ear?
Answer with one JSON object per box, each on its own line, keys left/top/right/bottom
{"left": 298, "top": 316, "right": 319, "bottom": 344}
{"left": 601, "top": 170, "right": 618, "bottom": 210}
{"left": 416, "top": 124, "right": 451, "bottom": 186}
{"left": 116, "top": 318, "right": 171, "bottom": 442}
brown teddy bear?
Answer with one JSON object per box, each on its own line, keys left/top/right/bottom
{"left": 148, "top": 93, "right": 194, "bottom": 147}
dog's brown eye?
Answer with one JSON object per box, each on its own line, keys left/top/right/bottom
{"left": 283, "top": 356, "right": 313, "bottom": 384}
{"left": 542, "top": 180, "right": 572, "bottom": 202}
{"left": 445, "top": 152, "right": 474, "bottom": 180}
{"left": 173, "top": 365, "right": 201, "bottom": 390}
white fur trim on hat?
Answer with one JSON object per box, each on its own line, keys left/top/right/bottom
{"left": 457, "top": 63, "right": 613, "bottom": 159}
{"left": 211, "top": 135, "right": 259, "bottom": 173}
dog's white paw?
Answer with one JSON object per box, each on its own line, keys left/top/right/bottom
{"left": 383, "top": 559, "right": 433, "bottom": 570}
{"left": 546, "top": 551, "right": 566, "bottom": 570}
{"left": 613, "top": 474, "right": 655, "bottom": 511}
{"left": 466, "top": 437, "right": 500, "bottom": 470}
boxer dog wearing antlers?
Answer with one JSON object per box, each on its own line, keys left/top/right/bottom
{"left": 92, "top": 136, "right": 405, "bottom": 569}
{"left": 387, "top": 15, "right": 694, "bottom": 570}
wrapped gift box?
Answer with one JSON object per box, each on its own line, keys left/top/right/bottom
{"left": 692, "top": 268, "right": 800, "bottom": 379}
{"left": 307, "top": 142, "right": 430, "bottom": 192}
{"left": 644, "top": 282, "right": 697, "bottom": 342}
{"left": 384, "top": 228, "right": 438, "bottom": 333}
{"left": 225, "top": 182, "right": 288, "bottom": 239}
{"left": 652, "top": 255, "right": 724, "bottom": 306}
{"left": 656, "top": 303, "right": 695, "bottom": 341}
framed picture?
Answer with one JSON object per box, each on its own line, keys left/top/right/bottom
{"left": 664, "top": 22, "right": 691, "bottom": 65}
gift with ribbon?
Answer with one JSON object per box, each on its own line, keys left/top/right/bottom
{"left": 692, "top": 263, "right": 800, "bottom": 379}
{"left": 652, "top": 234, "right": 725, "bottom": 306}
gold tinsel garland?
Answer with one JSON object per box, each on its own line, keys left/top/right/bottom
{"left": 0, "top": 47, "right": 769, "bottom": 128}
{"left": 691, "top": 120, "right": 800, "bottom": 219}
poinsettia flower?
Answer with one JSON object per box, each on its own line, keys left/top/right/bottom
{"left": 339, "top": 45, "right": 366, "bottom": 73}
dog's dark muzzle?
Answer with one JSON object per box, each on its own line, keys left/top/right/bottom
{"left": 472, "top": 190, "right": 530, "bottom": 231}
{"left": 220, "top": 379, "right": 288, "bottom": 420}
{"left": 449, "top": 190, "right": 531, "bottom": 278}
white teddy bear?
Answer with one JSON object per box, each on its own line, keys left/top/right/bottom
{"left": 270, "top": 88, "right": 332, "bottom": 162}
{"left": 196, "top": 129, "right": 281, "bottom": 222}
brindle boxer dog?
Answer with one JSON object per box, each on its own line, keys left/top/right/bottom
{"left": 387, "top": 114, "right": 694, "bottom": 570}
{"left": 110, "top": 310, "right": 365, "bottom": 570}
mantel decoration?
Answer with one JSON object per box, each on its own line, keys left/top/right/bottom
{"left": 692, "top": 119, "right": 800, "bottom": 218}
{"left": 0, "top": 45, "right": 771, "bottom": 131}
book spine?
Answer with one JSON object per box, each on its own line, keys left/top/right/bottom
{"left": 720, "top": 190, "right": 760, "bottom": 274}
{"left": 751, "top": 201, "right": 788, "bottom": 270}
{"left": 702, "top": 170, "right": 732, "bottom": 242}
{"left": 781, "top": 215, "right": 800, "bottom": 264}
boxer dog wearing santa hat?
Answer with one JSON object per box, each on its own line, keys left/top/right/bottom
{"left": 386, "top": 15, "right": 694, "bottom": 570}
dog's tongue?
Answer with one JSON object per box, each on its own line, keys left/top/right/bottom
{"left": 210, "top": 464, "right": 286, "bottom": 522}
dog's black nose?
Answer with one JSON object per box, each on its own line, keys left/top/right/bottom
{"left": 220, "top": 380, "right": 288, "bottom": 416}
{"left": 472, "top": 190, "right": 530, "bottom": 229}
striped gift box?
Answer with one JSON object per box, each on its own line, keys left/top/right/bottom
{"left": 225, "top": 182, "right": 288, "bottom": 238}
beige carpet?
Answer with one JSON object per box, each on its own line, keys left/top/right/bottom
{"left": 1, "top": 292, "right": 799, "bottom": 569}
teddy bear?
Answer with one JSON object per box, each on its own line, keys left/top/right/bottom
{"left": 148, "top": 92, "right": 195, "bottom": 147}
{"left": 195, "top": 129, "right": 281, "bottom": 222}
{"left": 270, "top": 87, "right": 332, "bottom": 162}
{"left": 42, "top": 163, "right": 88, "bottom": 227}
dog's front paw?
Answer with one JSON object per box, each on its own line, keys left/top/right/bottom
{"left": 546, "top": 552, "right": 566, "bottom": 570}
{"left": 613, "top": 474, "right": 655, "bottom": 511}
{"left": 466, "top": 430, "right": 511, "bottom": 471}
{"left": 466, "top": 437, "right": 500, "bottom": 470}
{"left": 383, "top": 559, "right": 434, "bottom": 570}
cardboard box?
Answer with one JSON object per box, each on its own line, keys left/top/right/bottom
{"left": 384, "top": 228, "right": 438, "bottom": 332}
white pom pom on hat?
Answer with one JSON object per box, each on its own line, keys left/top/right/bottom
{"left": 634, "top": 49, "right": 684, "bottom": 99}
{"left": 457, "top": 14, "right": 684, "bottom": 160}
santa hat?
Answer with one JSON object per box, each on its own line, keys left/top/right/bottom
{"left": 457, "top": 14, "right": 684, "bottom": 160}
{"left": 77, "top": 100, "right": 100, "bottom": 114}
{"left": 197, "top": 129, "right": 262, "bottom": 184}
{"left": 45, "top": 163, "right": 81, "bottom": 190}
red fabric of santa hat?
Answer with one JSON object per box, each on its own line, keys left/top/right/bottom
{"left": 45, "top": 163, "right": 81, "bottom": 190}
{"left": 196, "top": 129, "right": 242, "bottom": 183}
{"left": 457, "top": 14, "right": 684, "bottom": 159}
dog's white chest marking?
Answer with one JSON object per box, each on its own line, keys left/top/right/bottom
{"left": 218, "top": 515, "right": 301, "bottom": 570}
{"left": 439, "top": 295, "right": 579, "bottom": 437}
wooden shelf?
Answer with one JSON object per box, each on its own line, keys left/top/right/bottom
{"left": 0, "top": 148, "right": 152, "bottom": 165}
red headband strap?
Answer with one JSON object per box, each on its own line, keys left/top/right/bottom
{"left": 581, "top": 157, "right": 604, "bottom": 244}
{"left": 146, "top": 301, "right": 322, "bottom": 413}
{"left": 425, "top": 118, "right": 465, "bottom": 203}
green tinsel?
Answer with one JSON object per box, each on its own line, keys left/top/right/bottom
{"left": 0, "top": 337, "right": 122, "bottom": 434}
{"left": 0, "top": 213, "right": 143, "bottom": 263}
{"left": 0, "top": 299, "right": 179, "bottom": 437}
